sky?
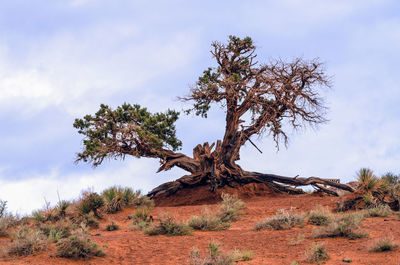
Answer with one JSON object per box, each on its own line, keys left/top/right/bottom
{"left": 0, "top": 0, "right": 399, "bottom": 214}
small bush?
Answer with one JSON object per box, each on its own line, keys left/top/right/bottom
{"left": 189, "top": 208, "right": 230, "bottom": 231}
{"left": 254, "top": 208, "right": 304, "bottom": 231}
{"left": 55, "top": 234, "right": 105, "bottom": 258}
{"left": 0, "top": 215, "right": 18, "bottom": 237}
{"left": 217, "top": 193, "right": 245, "bottom": 223}
{"left": 105, "top": 222, "right": 119, "bottom": 231}
{"left": 306, "top": 243, "right": 329, "bottom": 264}
{"left": 189, "top": 242, "right": 252, "bottom": 265}
{"left": 357, "top": 168, "right": 382, "bottom": 193}
{"left": 39, "top": 223, "right": 72, "bottom": 243}
{"left": 56, "top": 200, "right": 70, "bottom": 218}
{"left": 289, "top": 233, "right": 305, "bottom": 246}
{"left": 31, "top": 210, "right": 45, "bottom": 223}
{"left": 135, "top": 195, "right": 155, "bottom": 208}
{"left": 307, "top": 205, "right": 333, "bottom": 226}
{"left": 129, "top": 207, "right": 153, "bottom": 230}
{"left": 77, "top": 192, "right": 104, "bottom": 218}
{"left": 370, "top": 237, "right": 398, "bottom": 252}
{"left": 313, "top": 212, "right": 368, "bottom": 239}
{"left": 364, "top": 204, "right": 392, "bottom": 217}
{"left": 145, "top": 214, "right": 192, "bottom": 236}
{"left": 5, "top": 227, "right": 47, "bottom": 257}
{"left": 102, "top": 186, "right": 145, "bottom": 213}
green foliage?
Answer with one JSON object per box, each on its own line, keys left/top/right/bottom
{"left": 381, "top": 172, "right": 400, "bottom": 186}
{"left": 74, "top": 103, "right": 182, "bottom": 166}
{"left": 188, "top": 208, "right": 230, "bottom": 231}
{"left": 129, "top": 207, "right": 153, "bottom": 230}
{"left": 307, "top": 205, "right": 333, "bottom": 226}
{"left": 145, "top": 214, "right": 192, "bottom": 236}
{"left": 217, "top": 193, "right": 245, "bottom": 223}
{"left": 39, "top": 223, "right": 72, "bottom": 243}
{"left": 56, "top": 200, "right": 70, "bottom": 218}
{"left": 101, "top": 186, "right": 143, "bottom": 214}
{"left": 364, "top": 204, "right": 392, "bottom": 217}
{"left": 32, "top": 210, "right": 45, "bottom": 223}
{"left": 370, "top": 237, "right": 398, "bottom": 252}
{"left": 313, "top": 212, "right": 368, "bottom": 239}
{"left": 306, "top": 243, "right": 329, "bottom": 264}
{"left": 55, "top": 234, "right": 105, "bottom": 258}
{"left": 77, "top": 192, "right": 104, "bottom": 217}
{"left": 254, "top": 208, "right": 304, "bottom": 231}
{"left": 357, "top": 168, "right": 381, "bottom": 193}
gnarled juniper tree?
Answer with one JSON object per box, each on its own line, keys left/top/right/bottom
{"left": 74, "top": 36, "right": 354, "bottom": 199}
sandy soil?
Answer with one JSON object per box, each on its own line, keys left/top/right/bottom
{"left": 1, "top": 192, "right": 400, "bottom": 265}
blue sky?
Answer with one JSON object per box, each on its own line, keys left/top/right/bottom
{"left": 0, "top": 0, "right": 399, "bottom": 213}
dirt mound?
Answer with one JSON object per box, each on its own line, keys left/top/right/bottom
{"left": 153, "top": 182, "right": 278, "bottom": 206}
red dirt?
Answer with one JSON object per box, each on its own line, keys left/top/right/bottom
{"left": 1, "top": 186, "right": 400, "bottom": 264}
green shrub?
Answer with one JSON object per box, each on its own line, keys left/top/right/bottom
{"left": 77, "top": 192, "right": 104, "bottom": 218}
{"left": 231, "top": 249, "right": 253, "bottom": 261}
{"left": 189, "top": 208, "right": 230, "bottom": 231}
{"left": 135, "top": 195, "right": 155, "bottom": 208}
{"left": 357, "top": 168, "right": 382, "bottom": 193}
{"left": 145, "top": 214, "right": 192, "bottom": 236}
{"left": 55, "top": 234, "right": 105, "bottom": 258}
{"left": 56, "top": 200, "right": 70, "bottom": 218}
{"left": 105, "top": 222, "right": 119, "bottom": 231}
{"left": 31, "top": 210, "right": 45, "bottom": 223}
{"left": 254, "top": 208, "right": 304, "bottom": 231}
{"left": 39, "top": 223, "right": 71, "bottom": 243}
{"left": 5, "top": 227, "right": 47, "bottom": 257}
{"left": 101, "top": 186, "right": 145, "bottom": 214}
{"left": 313, "top": 212, "right": 368, "bottom": 239}
{"left": 307, "top": 205, "right": 333, "bottom": 226}
{"left": 216, "top": 193, "right": 245, "bottom": 223}
{"left": 370, "top": 237, "right": 398, "bottom": 252}
{"left": 129, "top": 207, "right": 153, "bottom": 230}
{"left": 306, "top": 243, "right": 329, "bottom": 264}
{"left": 364, "top": 204, "right": 392, "bottom": 217}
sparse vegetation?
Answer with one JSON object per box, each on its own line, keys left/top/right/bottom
{"left": 0, "top": 200, "right": 7, "bottom": 218}
{"left": 306, "top": 243, "right": 329, "bottom": 264}
{"left": 77, "top": 191, "right": 104, "bottom": 218}
{"left": 129, "top": 206, "right": 153, "bottom": 231}
{"left": 4, "top": 227, "right": 47, "bottom": 257}
{"left": 105, "top": 222, "right": 119, "bottom": 231}
{"left": 39, "top": 223, "right": 72, "bottom": 243}
{"left": 189, "top": 208, "right": 230, "bottom": 231}
{"left": 289, "top": 233, "right": 305, "bottom": 246}
{"left": 0, "top": 214, "right": 18, "bottom": 237}
{"left": 255, "top": 208, "right": 304, "bottom": 231}
{"left": 55, "top": 233, "right": 105, "bottom": 258}
{"left": 313, "top": 212, "right": 368, "bottom": 239}
{"left": 307, "top": 205, "right": 333, "bottom": 226}
{"left": 217, "top": 193, "right": 245, "bottom": 223}
{"left": 189, "top": 242, "right": 252, "bottom": 265}
{"left": 370, "top": 237, "right": 398, "bottom": 252}
{"left": 364, "top": 204, "right": 392, "bottom": 217}
{"left": 145, "top": 214, "right": 192, "bottom": 236}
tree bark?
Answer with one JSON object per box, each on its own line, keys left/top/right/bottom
{"left": 147, "top": 141, "right": 355, "bottom": 199}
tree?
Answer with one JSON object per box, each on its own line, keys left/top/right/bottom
{"left": 74, "top": 36, "right": 354, "bottom": 199}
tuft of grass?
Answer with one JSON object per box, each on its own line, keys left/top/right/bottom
{"left": 129, "top": 207, "right": 153, "bottom": 231}
{"left": 31, "top": 210, "right": 45, "bottom": 223}
{"left": 39, "top": 223, "right": 72, "bottom": 243}
{"left": 313, "top": 212, "right": 368, "bottom": 239}
{"left": 5, "top": 227, "right": 47, "bottom": 257}
{"left": 216, "top": 193, "right": 245, "bottom": 223}
{"left": 357, "top": 168, "right": 382, "bottom": 194}
{"left": 254, "top": 208, "right": 304, "bottom": 231}
{"left": 0, "top": 215, "right": 19, "bottom": 237}
{"left": 306, "top": 243, "right": 329, "bottom": 264}
{"left": 189, "top": 242, "right": 252, "bottom": 265}
{"left": 364, "top": 204, "right": 393, "bottom": 217}
{"left": 145, "top": 214, "right": 192, "bottom": 236}
{"left": 56, "top": 200, "right": 70, "bottom": 218}
{"left": 55, "top": 234, "right": 105, "bottom": 258}
{"left": 105, "top": 222, "right": 119, "bottom": 231}
{"left": 77, "top": 191, "right": 104, "bottom": 218}
{"left": 370, "top": 237, "right": 398, "bottom": 252}
{"left": 307, "top": 205, "right": 333, "bottom": 226}
{"left": 289, "top": 233, "right": 305, "bottom": 246}
{"left": 188, "top": 208, "right": 230, "bottom": 231}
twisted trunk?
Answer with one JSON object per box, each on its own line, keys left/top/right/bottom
{"left": 148, "top": 141, "right": 354, "bottom": 199}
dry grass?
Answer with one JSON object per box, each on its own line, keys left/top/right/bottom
{"left": 255, "top": 208, "right": 304, "bottom": 231}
